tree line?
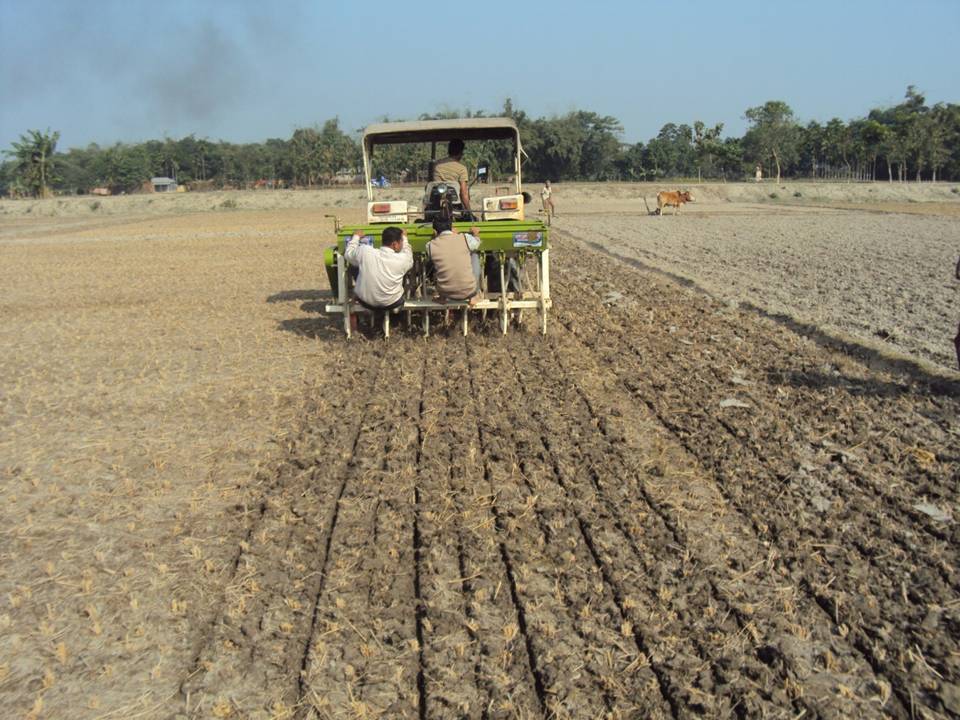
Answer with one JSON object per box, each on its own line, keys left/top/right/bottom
{"left": 3, "top": 87, "right": 958, "bottom": 198}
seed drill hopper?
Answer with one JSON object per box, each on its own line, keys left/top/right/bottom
{"left": 323, "top": 117, "right": 551, "bottom": 337}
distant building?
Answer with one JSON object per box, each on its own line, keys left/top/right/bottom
{"left": 151, "top": 177, "right": 177, "bottom": 192}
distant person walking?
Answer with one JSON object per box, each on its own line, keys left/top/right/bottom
{"left": 541, "top": 180, "right": 556, "bottom": 217}
{"left": 755, "top": 165, "right": 762, "bottom": 183}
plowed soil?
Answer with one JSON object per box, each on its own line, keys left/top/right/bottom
{"left": 1, "top": 184, "right": 959, "bottom": 719}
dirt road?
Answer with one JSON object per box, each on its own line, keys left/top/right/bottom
{"left": 1, "top": 190, "right": 958, "bottom": 718}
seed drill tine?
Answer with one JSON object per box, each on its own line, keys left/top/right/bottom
{"left": 420, "top": 264, "right": 429, "bottom": 337}
{"left": 384, "top": 312, "right": 390, "bottom": 339}
{"left": 541, "top": 249, "right": 550, "bottom": 299}
{"left": 537, "top": 253, "right": 545, "bottom": 335}
{"left": 337, "top": 251, "right": 351, "bottom": 338}
{"left": 480, "top": 253, "right": 488, "bottom": 324}
{"left": 541, "top": 249, "right": 550, "bottom": 335}
{"left": 462, "top": 307, "right": 468, "bottom": 336}
{"left": 499, "top": 254, "right": 508, "bottom": 335}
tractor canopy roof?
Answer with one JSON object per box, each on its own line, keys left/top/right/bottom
{"left": 362, "top": 117, "right": 520, "bottom": 153}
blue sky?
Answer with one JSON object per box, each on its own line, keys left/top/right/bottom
{"left": 1, "top": 0, "right": 958, "bottom": 151}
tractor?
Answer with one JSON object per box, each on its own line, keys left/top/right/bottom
{"left": 323, "top": 118, "right": 551, "bottom": 337}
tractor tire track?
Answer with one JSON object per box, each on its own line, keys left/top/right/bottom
{"left": 179, "top": 348, "right": 390, "bottom": 717}
{"left": 297, "top": 345, "right": 423, "bottom": 718}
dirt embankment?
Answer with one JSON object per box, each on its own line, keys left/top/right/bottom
{"left": 3, "top": 179, "right": 958, "bottom": 220}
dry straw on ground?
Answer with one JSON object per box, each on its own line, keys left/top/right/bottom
{"left": 1, "top": 182, "right": 958, "bottom": 718}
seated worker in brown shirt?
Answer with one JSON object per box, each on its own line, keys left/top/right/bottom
{"left": 427, "top": 217, "right": 482, "bottom": 305}
{"left": 432, "top": 139, "right": 471, "bottom": 213}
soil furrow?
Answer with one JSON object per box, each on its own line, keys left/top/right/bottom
{"left": 572, "top": 229, "right": 957, "bottom": 542}
{"left": 510, "top": 332, "right": 806, "bottom": 717}
{"left": 548, "top": 278, "right": 916, "bottom": 708}
{"left": 501, "top": 338, "right": 717, "bottom": 717}
{"left": 549, "top": 232, "right": 955, "bottom": 716}
{"left": 415, "top": 348, "right": 489, "bottom": 717}
{"left": 492, "top": 381, "right": 635, "bottom": 713}
{"left": 413, "top": 360, "right": 428, "bottom": 720}
{"left": 686, "top": 319, "right": 956, "bottom": 550}
{"left": 179, "top": 350, "right": 389, "bottom": 717}
{"left": 534, "top": 321, "right": 897, "bottom": 718}
{"left": 461, "top": 334, "right": 670, "bottom": 716}
{"left": 468, "top": 332, "right": 677, "bottom": 715}
{"left": 299, "top": 344, "right": 423, "bottom": 718}
{"left": 433, "top": 335, "right": 545, "bottom": 717}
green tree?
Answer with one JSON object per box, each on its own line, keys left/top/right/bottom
{"left": 929, "top": 103, "right": 960, "bottom": 181}
{"left": 290, "top": 127, "right": 321, "bottom": 186}
{"left": 714, "top": 137, "right": 744, "bottom": 181}
{"left": 693, "top": 121, "right": 724, "bottom": 181}
{"left": 743, "top": 101, "right": 800, "bottom": 183}
{"left": 870, "top": 86, "right": 932, "bottom": 182}
{"left": 576, "top": 112, "right": 623, "bottom": 180}
{"left": 850, "top": 118, "right": 887, "bottom": 181}
{"left": 58, "top": 144, "right": 99, "bottom": 194}
{"left": 822, "top": 118, "right": 852, "bottom": 177}
{"left": 290, "top": 121, "right": 358, "bottom": 186}
{"left": 315, "top": 119, "right": 358, "bottom": 180}
{"left": 799, "top": 121, "right": 825, "bottom": 178}
{"left": 6, "top": 129, "right": 60, "bottom": 197}
{"left": 93, "top": 143, "right": 150, "bottom": 192}
{"left": 644, "top": 123, "right": 696, "bottom": 179}
{"left": 0, "top": 158, "right": 17, "bottom": 197}
{"left": 531, "top": 115, "right": 583, "bottom": 181}
{"left": 614, "top": 142, "right": 648, "bottom": 181}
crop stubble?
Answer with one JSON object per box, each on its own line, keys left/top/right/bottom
{"left": 2, "top": 198, "right": 958, "bottom": 719}
{"left": 180, "top": 234, "right": 957, "bottom": 719}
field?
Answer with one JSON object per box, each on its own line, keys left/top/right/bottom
{"left": 1, "top": 182, "right": 959, "bottom": 719}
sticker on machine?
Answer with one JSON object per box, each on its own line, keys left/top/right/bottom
{"left": 512, "top": 231, "right": 543, "bottom": 248}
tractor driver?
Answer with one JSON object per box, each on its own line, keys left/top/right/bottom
{"left": 432, "top": 139, "right": 471, "bottom": 215}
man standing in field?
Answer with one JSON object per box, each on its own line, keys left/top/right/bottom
{"left": 433, "top": 139, "right": 471, "bottom": 214}
{"left": 427, "top": 218, "right": 482, "bottom": 305}
{"left": 541, "top": 180, "right": 556, "bottom": 217}
{"left": 345, "top": 226, "right": 413, "bottom": 321}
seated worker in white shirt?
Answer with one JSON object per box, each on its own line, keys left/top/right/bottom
{"left": 345, "top": 226, "right": 413, "bottom": 318}
{"left": 426, "top": 217, "right": 482, "bottom": 305}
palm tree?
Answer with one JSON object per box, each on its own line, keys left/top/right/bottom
{"left": 7, "top": 129, "right": 60, "bottom": 197}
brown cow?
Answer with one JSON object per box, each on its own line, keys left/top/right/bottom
{"left": 656, "top": 189, "right": 693, "bottom": 215}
